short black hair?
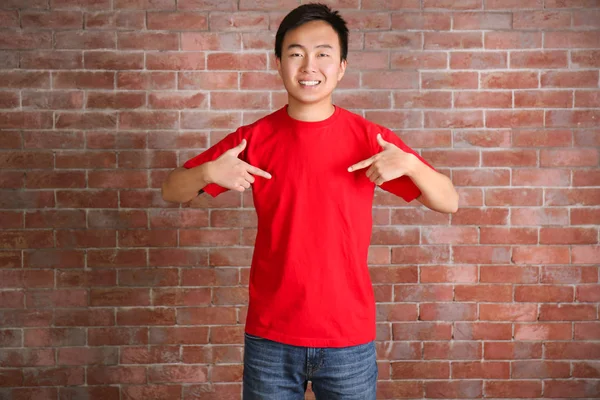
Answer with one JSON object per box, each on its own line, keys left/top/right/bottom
{"left": 275, "top": 3, "right": 349, "bottom": 61}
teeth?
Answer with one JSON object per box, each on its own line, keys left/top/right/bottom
{"left": 299, "top": 80, "right": 320, "bottom": 86}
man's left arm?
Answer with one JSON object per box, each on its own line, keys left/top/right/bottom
{"left": 348, "top": 134, "right": 458, "bottom": 214}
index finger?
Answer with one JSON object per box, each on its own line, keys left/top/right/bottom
{"left": 348, "top": 157, "right": 375, "bottom": 172}
{"left": 246, "top": 163, "right": 272, "bottom": 179}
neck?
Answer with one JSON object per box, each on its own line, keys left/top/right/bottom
{"left": 286, "top": 98, "right": 335, "bottom": 122}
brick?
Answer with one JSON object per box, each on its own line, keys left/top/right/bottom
{"left": 572, "top": 50, "right": 600, "bottom": 68}
{"left": 513, "top": 11, "right": 572, "bottom": 29}
{"left": 0, "top": 32, "right": 52, "bottom": 50}
{"left": 453, "top": 12, "right": 512, "bottom": 29}
{"left": 20, "top": 50, "right": 82, "bottom": 69}
{"left": 486, "top": 110, "right": 544, "bottom": 128}
{"left": 87, "top": 366, "right": 146, "bottom": 384}
{"left": 484, "top": 342, "right": 542, "bottom": 359}
{"left": 0, "top": 10, "right": 19, "bottom": 27}
{"left": 149, "top": 327, "right": 209, "bottom": 345}
{"left": 516, "top": 285, "right": 573, "bottom": 302}
{"left": 117, "top": 308, "right": 176, "bottom": 326}
{"left": 118, "top": 71, "right": 176, "bottom": 90}
{"left": 391, "top": 12, "right": 450, "bottom": 30}
{"left": 56, "top": 190, "right": 118, "bottom": 209}
{"left": 425, "top": 32, "right": 482, "bottom": 49}
{"left": 149, "top": 365, "right": 208, "bottom": 383}
{"left": 147, "top": 11, "right": 207, "bottom": 29}
{"left": 119, "top": 111, "right": 178, "bottom": 129}
{"left": 0, "top": 91, "right": 18, "bottom": 109}
{"left": 12, "top": 387, "right": 58, "bottom": 400}
{"left": 543, "top": 70, "right": 599, "bottom": 88}
{"left": 88, "top": 327, "right": 148, "bottom": 346}
{"left": 546, "top": 342, "right": 600, "bottom": 360}
{"left": 485, "top": 31, "right": 541, "bottom": 49}
{"left": 450, "top": 51, "right": 507, "bottom": 69}
{"left": 425, "top": 111, "right": 483, "bottom": 128}
{"left": 0, "top": 231, "right": 53, "bottom": 250}
{"left": 0, "top": 52, "right": 18, "bottom": 69}
{"left": 22, "top": 367, "right": 84, "bottom": 387}
{"left": 424, "top": 0, "right": 482, "bottom": 9}
{"left": 545, "top": 380, "right": 600, "bottom": 399}
{"left": 391, "top": 246, "right": 450, "bottom": 264}
{"left": 122, "top": 385, "right": 183, "bottom": 400}
{"left": 391, "top": 52, "right": 447, "bottom": 69}
{"left": 575, "top": 322, "right": 600, "bottom": 338}
{"left": 26, "top": 289, "right": 87, "bottom": 308}
{"left": 176, "top": 307, "right": 236, "bottom": 325}
{"left": 452, "top": 361, "right": 509, "bottom": 379}
{"left": 362, "top": 0, "right": 420, "bottom": 9}
{"left": 90, "top": 288, "right": 150, "bottom": 307}
{"left": 0, "top": 349, "right": 54, "bottom": 368}
{"left": 0, "top": 310, "right": 53, "bottom": 327}
{"left": 392, "top": 91, "right": 451, "bottom": 109}
{"left": 55, "top": 31, "right": 115, "bottom": 49}
{"left": 0, "top": 71, "right": 50, "bottom": 89}
{"left": 485, "top": 381, "right": 542, "bottom": 398}
{"left": 0, "top": 111, "right": 53, "bottom": 129}
{"left": 545, "top": 31, "right": 600, "bottom": 48}
{"left": 57, "top": 347, "right": 118, "bottom": 366}
{"left": 454, "top": 322, "right": 512, "bottom": 340}
{"left": 480, "top": 303, "right": 537, "bottom": 321}
{"left": 571, "top": 208, "right": 600, "bottom": 225}
{"left": 182, "top": 32, "right": 240, "bottom": 51}
{"left": 511, "top": 50, "right": 568, "bottom": 68}
{"left": 148, "top": 92, "right": 207, "bottom": 109}
{"left": 422, "top": 72, "right": 478, "bottom": 89}
{"left": 515, "top": 323, "right": 572, "bottom": 340}
{"left": 513, "top": 361, "right": 571, "bottom": 378}
{"left": 0, "top": 329, "right": 22, "bottom": 348}
{"left": 209, "top": 12, "right": 268, "bottom": 31}
{"left": 364, "top": 111, "right": 421, "bottom": 129}
{"left": 114, "top": 0, "right": 175, "bottom": 9}
{"left": 59, "top": 387, "right": 121, "bottom": 399}
{"left": 515, "top": 90, "right": 573, "bottom": 108}
{"left": 424, "top": 380, "right": 483, "bottom": 399}
{"left": 451, "top": 208, "right": 507, "bottom": 225}
{"left": 363, "top": 71, "right": 419, "bottom": 89}
{"left": 391, "top": 361, "right": 449, "bottom": 379}
{"left": 576, "top": 90, "right": 600, "bottom": 107}
{"left": 547, "top": 110, "right": 600, "bottom": 128}
{"left": 540, "top": 304, "right": 597, "bottom": 321}
{"left": 364, "top": 32, "right": 422, "bottom": 50}
{"left": 54, "top": 309, "right": 114, "bottom": 326}
{"left": 118, "top": 32, "right": 178, "bottom": 50}
{"left": 0, "top": 290, "right": 23, "bottom": 308}
{"left": 85, "top": 11, "right": 145, "bottom": 29}
{"left": 453, "top": 246, "right": 511, "bottom": 264}
{"left": 21, "top": 10, "right": 83, "bottom": 29}
{"left": 573, "top": 361, "right": 600, "bottom": 378}
{"left": 121, "top": 346, "right": 179, "bottom": 364}
{"left": 24, "top": 328, "right": 86, "bottom": 347}
{"left": 481, "top": 149, "right": 537, "bottom": 166}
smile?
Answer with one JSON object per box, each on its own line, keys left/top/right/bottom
{"left": 299, "top": 80, "right": 321, "bottom": 86}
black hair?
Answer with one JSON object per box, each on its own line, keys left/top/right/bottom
{"left": 275, "top": 3, "right": 349, "bottom": 61}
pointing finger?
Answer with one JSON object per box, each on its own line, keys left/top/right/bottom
{"left": 246, "top": 164, "right": 272, "bottom": 179}
{"left": 348, "top": 157, "right": 375, "bottom": 172}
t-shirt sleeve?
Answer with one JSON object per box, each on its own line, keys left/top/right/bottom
{"left": 373, "top": 127, "right": 435, "bottom": 203}
{"left": 183, "top": 127, "right": 246, "bottom": 198}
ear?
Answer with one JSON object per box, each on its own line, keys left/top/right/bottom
{"left": 337, "top": 59, "right": 347, "bottom": 82}
{"left": 275, "top": 56, "right": 282, "bottom": 77}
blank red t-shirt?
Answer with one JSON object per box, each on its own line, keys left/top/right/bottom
{"left": 184, "top": 106, "right": 431, "bottom": 347}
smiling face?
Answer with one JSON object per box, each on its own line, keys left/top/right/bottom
{"left": 276, "top": 20, "right": 347, "bottom": 120}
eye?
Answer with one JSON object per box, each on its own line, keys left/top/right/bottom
{"left": 289, "top": 53, "right": 302, "bottom": 57}
{"left": 318, "top": 53, "right": 330, "bottom": 57}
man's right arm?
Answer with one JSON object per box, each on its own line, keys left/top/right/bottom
{"left": 161, "top": 139, "right": 272, "bottom": 204}
{"left": 161, "top": 163, "right": 213, "bottom": 204}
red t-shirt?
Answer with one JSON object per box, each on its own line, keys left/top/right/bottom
{"left": 184, "top": 106, "right": 431, "bottom": 347}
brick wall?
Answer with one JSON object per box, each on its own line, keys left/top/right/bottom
{"left": 1, "top": 0, "right": 599, "bottom": 399}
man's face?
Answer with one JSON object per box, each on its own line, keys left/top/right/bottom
{"left": 276, "top": 20, "right": 347, "bottom": 109}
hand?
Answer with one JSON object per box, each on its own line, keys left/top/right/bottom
{"left": 347, "top": 134, "right": 416, "bottom": 186}
{"left": 208, "top": 139, "right": 272, "bottom": 192}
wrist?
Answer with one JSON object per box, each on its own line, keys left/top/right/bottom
{"left": 198, "top": 161, "right": 214, "bottom": 185}
{"left": 404, "top": 153, "right": 420, "bottom": 178}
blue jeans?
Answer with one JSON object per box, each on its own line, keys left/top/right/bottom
{"left": 243, "top": 333, "right": 378, "bottom": 400}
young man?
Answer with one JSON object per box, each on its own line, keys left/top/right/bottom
{"left": 162, "top": 3, "right": 458, "bottom": 399}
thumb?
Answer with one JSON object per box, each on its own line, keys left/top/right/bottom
{"left": 230, "top": 139, "right": 246, "bottom": 156}
{"left": 377, "top": 133, "right": 390, "bottom": 149}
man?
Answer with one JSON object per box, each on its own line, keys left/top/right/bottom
{"left": 162, "top": 3, "right": 458, "bottom": 399}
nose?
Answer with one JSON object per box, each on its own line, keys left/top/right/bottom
{"left": 301, "top": 55, "right": 317, "bottom": 73}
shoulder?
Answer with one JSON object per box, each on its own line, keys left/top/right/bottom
{"left": 337, "top": 107, "right": 387, "bottom": 133}
{"left": 240, "top": 108, "right": 285, "bottom": 136}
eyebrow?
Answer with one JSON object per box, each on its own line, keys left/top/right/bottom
{"left": 286, "top": 44, "right": 334, "bottom": 50}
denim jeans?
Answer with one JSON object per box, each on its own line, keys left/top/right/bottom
{"left": 243, "top": 333, "right": 378, "bottom": 400}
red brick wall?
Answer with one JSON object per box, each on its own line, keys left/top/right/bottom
{"left": 1, "top": 0, "right": 599, "bottom": 399}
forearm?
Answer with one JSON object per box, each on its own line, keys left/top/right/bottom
{"left": 161, "top": 163, "right": 212, "bottom": 203}
{"left": 407, "top": 157, "right": 459, "bottom": 213}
